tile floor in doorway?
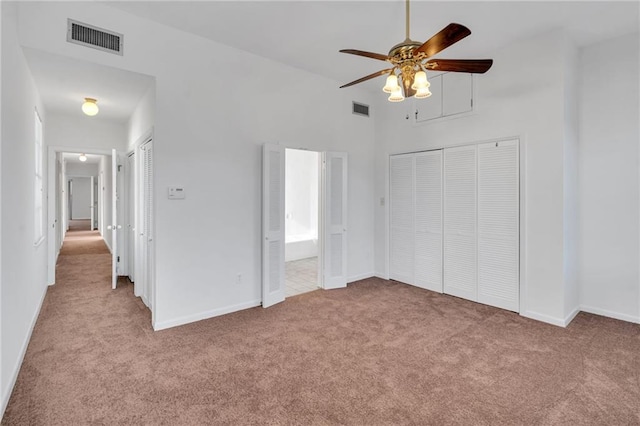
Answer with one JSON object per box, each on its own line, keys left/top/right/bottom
{"left": 285, "top": 257, "right": 319, "bottom": 297}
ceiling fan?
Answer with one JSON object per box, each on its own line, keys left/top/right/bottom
{"left": 339, "top": 0, "right": 493, "bottom": 102}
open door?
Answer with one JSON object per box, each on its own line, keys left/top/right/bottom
{"left": 262, "top": 143, "right": 286, "bottom": 308}
{"left": 322, "top": 152, "right": 348, "bottom": 289}
{"left": 110, "top": 148, "right": 120, "bottom": 289}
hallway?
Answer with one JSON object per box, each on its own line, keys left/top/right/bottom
{"left": 3, "top": 223, "right": 149, "bottom": 424}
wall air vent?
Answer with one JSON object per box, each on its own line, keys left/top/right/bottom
{"left": 67, "top": 19, "right": 123, "bottom": 56}
{"left": 352, "top": 102, "right": 370, "bottom": 117}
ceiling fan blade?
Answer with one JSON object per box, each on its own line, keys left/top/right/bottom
{"left": 415, "top": 23, "right": 471, "bottom": 58}
{"left": 339, "top": 49, "right": 390, "bottom": 62}
{"left": 426, "top": 59, "right": 493, "bottom": 73}
{"left": 340, "top": 69, "right": 393, "bottom": 89}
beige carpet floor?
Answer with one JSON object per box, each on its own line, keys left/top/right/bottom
{"left": 2, "top": 229, "right": 639, "bottom": 425}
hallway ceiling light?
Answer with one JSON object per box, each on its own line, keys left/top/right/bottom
{"left": 79, "top": 153, "right": 87, "bottom": 162}
{"left": 81, "top": 98, "right": 99, "bottom": 116}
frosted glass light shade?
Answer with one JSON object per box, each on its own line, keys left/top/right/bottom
{"left": 382, "top": 74, "right": 400, "bottom": 93}
{"left": 388, "top": 87, "right": 405, "bottom": 102}
{"left": 415, "top": 86, "right": 432, "bottom": 99}
{"left": 82, "top": 98, "right": 99, "bottom": 116}
{"left": 411, "top": 71, "right": 430, "bottom": 90}
{"left": 79, "top": 154, "right": 87, "bottom": 162}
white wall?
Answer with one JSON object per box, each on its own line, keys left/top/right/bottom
{"left": 46, "top": 112, "right": 127, "bottom": 152}
{"left": 578, "top": 32, "right": 640, "bottom": 323}
{"left": 70, "top": 177, "right": 91, "bottom": 219}
{"left": 374, "top": 30, "right": 572, "bottom": 325}
{"left": 66, "top": 162, "right": 99, "bottom": 177}
{"left": 127, "top": 83, "right": 155, "bottom": 150}
{"left": 1, "top": 2, "right": 48, "bottom": 416}
{"left": 285, "top": 149, "right": 319, "bottom": 239}
{"left": 16, "top": 2, "right": 376, "bottom": 330}
{"left": 562, "top": 37, "right": 580, "bottom": 322}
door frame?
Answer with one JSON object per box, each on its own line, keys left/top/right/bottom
{"left": 128, "top": 129, "right": 155, "bottom": 322}
{"left": 47, "top": 146, "right": 113, "bottom": 285}
{"left": 262, "top": 143, "right": 348, "bottom": 308}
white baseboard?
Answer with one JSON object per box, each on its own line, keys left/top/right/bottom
{"left": 580, "top": 305, "right": 640, "bottom": 324}
{"left": 347, "top": 272, "right": 375, "bottom": 283}
{"left": 1, "top": 283, "right": 48, "bottom": 419}
{"left": 153, "top": 299, "right": 262, "bottom": 331}
{"left": 374, "top": 272, "right": 389, "bottom": 280}
{"left": 519, "top": 310, "right": 567, "bottom": 327}
{"left": 103, "top": 238, "right": 112, "bottom": 254}
{"left": 563, "top": 306, "right": 581, "bottom": 326}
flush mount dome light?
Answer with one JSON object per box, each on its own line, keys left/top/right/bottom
{"left": 79, "top": 153, "right": 87, "bottom": 162}
{"left": 82, "top": 98, "right": 99, "bottom": 116}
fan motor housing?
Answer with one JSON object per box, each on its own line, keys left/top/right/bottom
{"left": 388, "top": 39, "right": 424, "bottom": 61}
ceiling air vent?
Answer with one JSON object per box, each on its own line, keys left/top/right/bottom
{"left": 352, "top": 102, "right": 370, "bottom": 117}
{"left": 67, "top": 19, "right": 123, "bottom": 56}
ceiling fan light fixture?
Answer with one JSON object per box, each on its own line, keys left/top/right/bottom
{"left": 415, "top": 86, "right": 432, "bottom": 99}
{"left": 82, "top": 98, "right": 99, "bottom": 116}
{"left": 411, "top": 71, "right": 430, "bottom": 90}
{"left": 382, "top": 74, "right": 400, "bottom": 93}
{"left": 79, "top": 153, "right": 88, "bottom": 162}
{"left": 388, "top": 87, "right": 405, "bottom": 102}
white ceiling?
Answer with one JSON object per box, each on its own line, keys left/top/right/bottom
{"left": 23, "top": 1, "right": 639, "bottom": 120}
{"left": 23, "top": 47, "right": 154, "bottom": 123}
{"left": 105, "top": 1, "right": 639, "bottom": 91}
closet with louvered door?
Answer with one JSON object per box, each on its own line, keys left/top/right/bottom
{"left": 389, "top": 154, "right": 415, "bottom": 285}
{"left": 389, "top": 141, "right": 519, "bottom": 313}
{"left": 414, "top": 151, "right": 443, "bottom": 292}
{"left": 443, "top": 145, "right": 478, "bottom": 302}
{"left": 477, "top": 140, "right": 519, "bottom": 311}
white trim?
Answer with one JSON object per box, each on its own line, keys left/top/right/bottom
{"left": 347, "top": 272, "right": 375, "bottom": 283}
{"left": 47, "top": 146, "right": 114, "bottom": 286}
{"left": 153, "top": 300, "right": 262, "bottom": 331}
{"left": 564, "top": 306, "right": 581, "bottom": 326}
{"left": 375, "top": 271, "right": 390, "bottom": 280}
{"left": 518, "top": 135, "right": 528, "bottom": 316}
{"left": 580, "top": 305, "right": 640, "bottom": 324}
{"left": 1, "top": 283, "right": 47, "bottom": 417}
{"left": 519, "top": 310, "right": 567, "bottom": 327}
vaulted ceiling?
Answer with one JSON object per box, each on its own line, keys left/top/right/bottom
{"left": 23, "top": 1, "right": 640, "bottom": 122}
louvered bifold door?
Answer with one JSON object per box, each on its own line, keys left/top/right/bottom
{"left": 414, "top": 150, "right": 443, "bottom": 292}
{"left": 477, "top": 140, "right": 519, "bottom": 312}
{"left": 323, "top": 152, "right": 348, "bottom": 290}
{"left": 144, "top": 142, "right": 154, "bottom": 309}
{"left": 389, "top": 154, "right": 415, "bottom": 285}
{"left": 262, "top": 143, "right": 286, "bottom": 308}
{"left": 443, "top": 145, "right": 477, "bottom": 301}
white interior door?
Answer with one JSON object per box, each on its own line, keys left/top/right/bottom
{"left": 110, "top": 148, "right": 119, "bottom": 290}
{"left": 140, "top": 141, "right": 154, "bottom": 308}
{"left": 389, "top": 154, "right": 415, "bottom": 285}
{"left": 477, "top": 140, "right": 520, "bottom": 311}
{"left": 90, "top": 176, "right": 95, "bottom": 230}
{"left": 414, "top": 150, "right": 443, "bottom": 292}
{"left": 262, "top": 143, "right": 286, "bottom": 307}
{"left": 443, "top": 145, "right": 477, "bottom": 302}
{"left": 127, "top": 152, "right": 136, "bottom": 286}
{"left": 322, "top": 152, "right": 348, "bottom": 289}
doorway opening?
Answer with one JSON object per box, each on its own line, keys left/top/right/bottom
{"left": 284, "top": 148, "right": 320, "bottom": 297}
